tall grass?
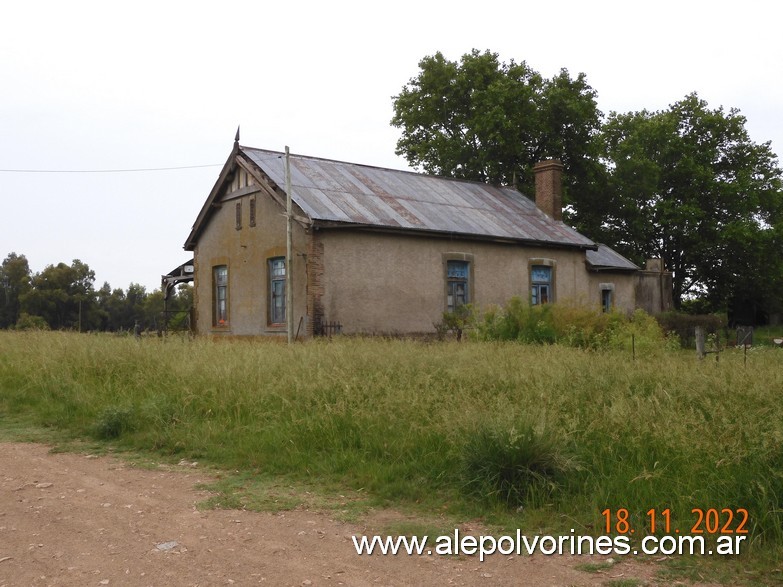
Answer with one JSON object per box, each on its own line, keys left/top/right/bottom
{"left": 1, "top": 331, "right": 782, "bottom": 549}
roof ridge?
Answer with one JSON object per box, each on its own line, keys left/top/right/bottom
{"left": 239, "top": 145, "right": 522, "bottom": 192}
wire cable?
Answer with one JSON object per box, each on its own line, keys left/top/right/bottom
{"left": 0, "top": 163, "right": 223, "bottom": 173}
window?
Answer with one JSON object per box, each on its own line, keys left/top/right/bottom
{"left": 235, "top": 201, "right": 242, "bottom": 230}
{"left": 531, "top": 265, "right": 552, "bottom": 305}
{"left": 600, "top": 283, "right": 615, "bottom": 313}
{"left": 269, "top": 257, "right": 286, "bottom": 324}
{"left": 446, "top": 260, "right": 469, "bottom": 312}
{"left": 249, "top": 197, "right": 256, "bottom": 227}
{"left": 213, "top": 265, "right": 228, "bottom": 326}
{"left": 601, "top": 289, "right": 613, "bottom": 313}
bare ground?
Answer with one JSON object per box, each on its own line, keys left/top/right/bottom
{"left": 0, "top": 442, "right": 704, "bottom": 586}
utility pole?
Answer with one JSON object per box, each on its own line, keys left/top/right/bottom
{"left": 285, "top": 146, "right": 294, "bottom": 345}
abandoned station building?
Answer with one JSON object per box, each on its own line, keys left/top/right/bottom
{"left": 179, "top": 140, "right": 672, "bottom": 337}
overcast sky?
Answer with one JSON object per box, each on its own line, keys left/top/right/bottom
{"left": 2, "top": 0, "right": 781, "bottom": 292}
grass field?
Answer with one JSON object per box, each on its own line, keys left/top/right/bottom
{"left": 1, "top": 331, "right": 782, "bottom": 583}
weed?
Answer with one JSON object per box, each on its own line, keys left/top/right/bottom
{"left": 93, "top": 405, "right": 135, "bottom": 440}
{"left": 461, "top": 418, "right": 577, "bottom": 508}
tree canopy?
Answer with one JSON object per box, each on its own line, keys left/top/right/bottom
{"left": 21, "top": 259, "right": 97, "bottom": 330}
{"left": 391, "top": 49, "right": 605, "bottom": 215}
{"left": 601, "top": 94, "right": 783, "bottom": 309}
{"left": 0, "top": 252, "right": 192, "bottom": 332}
{"left": 0, "top": 252, "right": 32, "bottom": 328}
{"left": 392, "top": 50, "right": 783, "bottom": 314}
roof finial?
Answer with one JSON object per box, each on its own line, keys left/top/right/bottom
{"left": 234, "top": 125, "right": 240, "bottom": 144}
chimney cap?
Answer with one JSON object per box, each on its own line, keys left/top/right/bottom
{"left": 533, "top": 159, "right": 564, "bottom": 172}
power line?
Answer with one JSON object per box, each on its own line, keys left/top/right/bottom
{"left": 0, "top": 152, "right": 293, "bottom": 174}
{"left": 0, "top": 163, "right": 223, "bottom": 174}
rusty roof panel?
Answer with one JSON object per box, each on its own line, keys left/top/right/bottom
{"left": 323, "top": 162, "right": 373, "bottom": 196}
{"left": 293, "top": 186, "right": 342, "bottom": 220}
{"left": 242, "top": 147, "right": 594, "bottom": 248}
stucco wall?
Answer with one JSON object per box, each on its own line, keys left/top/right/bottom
{"left": 586, "top": 272, "right": 638, "bottom": 314}
{"left": 635, "top": 269, "right": 674, "bottom": 315}
{"left": 192, "top": 176, "right": 309, "bottom": 337}
{"left": 191, "top": 173, "right": 659, "bottom": 336}
{"left": 316, "top": 230, "right": 633, "bottom": 334}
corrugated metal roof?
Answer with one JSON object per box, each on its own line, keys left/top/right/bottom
{"left": 241, "top": 147, "right": 595, "bottom": 249}
{"left": 586, "top": 244, "right": 639, "bottom": 271}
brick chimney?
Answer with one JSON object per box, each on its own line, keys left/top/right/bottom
{"left": 533, "top": 159, "right": 564, "bottom": 221}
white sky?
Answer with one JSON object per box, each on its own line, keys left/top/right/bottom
{"left": 1, "top": 0, "right": 782, "bottom": 292}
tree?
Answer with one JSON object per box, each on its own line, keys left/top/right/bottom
{"left": 20, "top": 259, "right": 99, "bottom": 330}
{"left": 601, "top": 93, "right": 783, "bottom": 309}
{"left": 0, "top": 252, "right": 32, "bottom": 328}
{"left": 141, "top": 287, "right": 163, "bottom": 331}
{"left": 1, "top": 254, "right": 195, "bottom": 332}
{"left": 166, "top": 284, "right": 193, "bottom": 331}
{"left": 125, "top": 283, "right": 148, "bottom": 328}
{"left": 96, "top": 282, "right": 126, "bottom": 331}
{"left": 391, "top": 49, "right": 605, "bottom": 218}
{"left": 392, "top": 51, "right": 783, "bottom": 314}
{"left": 95, "top": 282, "right": 152, "bottom": 331}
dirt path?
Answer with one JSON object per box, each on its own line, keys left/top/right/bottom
{"left": 0, "top": 442, "right": 676, "bottom": 586}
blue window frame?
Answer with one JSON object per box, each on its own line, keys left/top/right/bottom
{"left": 531, "top": 265, "right": 551, "bottom": 305}
{"left": 447, "top": 260, "right": 469, "bottom": 312}
{"left": 213, "top": 265, "right": 228, "bottom": 326}
{"left": 269, "top": 257, "right": 286, "bottom": 324}
{"left": 601, "top": 288, "right": 613, "bottom": 313}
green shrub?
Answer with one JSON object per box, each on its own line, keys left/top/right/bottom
{"left": 655, "top": 311, "right": 727, "bottom": 348}
{"left": 93, "top": 405, "right": 136, "bottom": 440}
{"left": 475, "top": 297, "right": 557, "bottom": 344}
{"left": 15, "top": 313, "right": 50, "bottom": 331}
{"left": 604, "top": 308, "right": 673, "bottom": 352}
{"left": 440, "top": 304, "right": 475, "bottom": 341}
{"left": 461, "top": 418, "right": 576, "bottom": 508}
{"left": 474, "top": 299, "right": 669, "bottom": 351}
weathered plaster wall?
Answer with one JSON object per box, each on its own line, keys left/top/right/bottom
{"left": 317, "top": 230, "right": 615, "bottom": 334}
{"left": 635, "top": 269, "right": 674, "bottom": 315}
{"left": 192, "top": 172, "right": 309, "bottom": 337}
{"left": 586, "top": 272, "right": 638, "bottom": 314}
{"left": 191, "top": 170, "right": 666, "bottom": 337}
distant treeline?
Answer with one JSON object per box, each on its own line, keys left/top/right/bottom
{"left": 0, "top": 252, "right": 191, "bottom": 332}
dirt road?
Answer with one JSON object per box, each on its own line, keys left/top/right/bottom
{"left": 0, "top": 442, "right": 673, "bottom": 586}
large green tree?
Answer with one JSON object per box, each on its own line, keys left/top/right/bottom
{"left": 20, "top": 259, "right": 99, "bottom": 330}
{"left": 602, "top": 93, "right": 783, "bottom": 310}
{"left": 0, "top": 252, "right": 32, "bottom": 328}
{"left": 391, "top": 49, "right": 606, "bottom": 228}
{"left": 94, "top": 281, "right": 192, "bottom": 332}
{"left": 391, "top": 51, "right": 783, "bottom": 314}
